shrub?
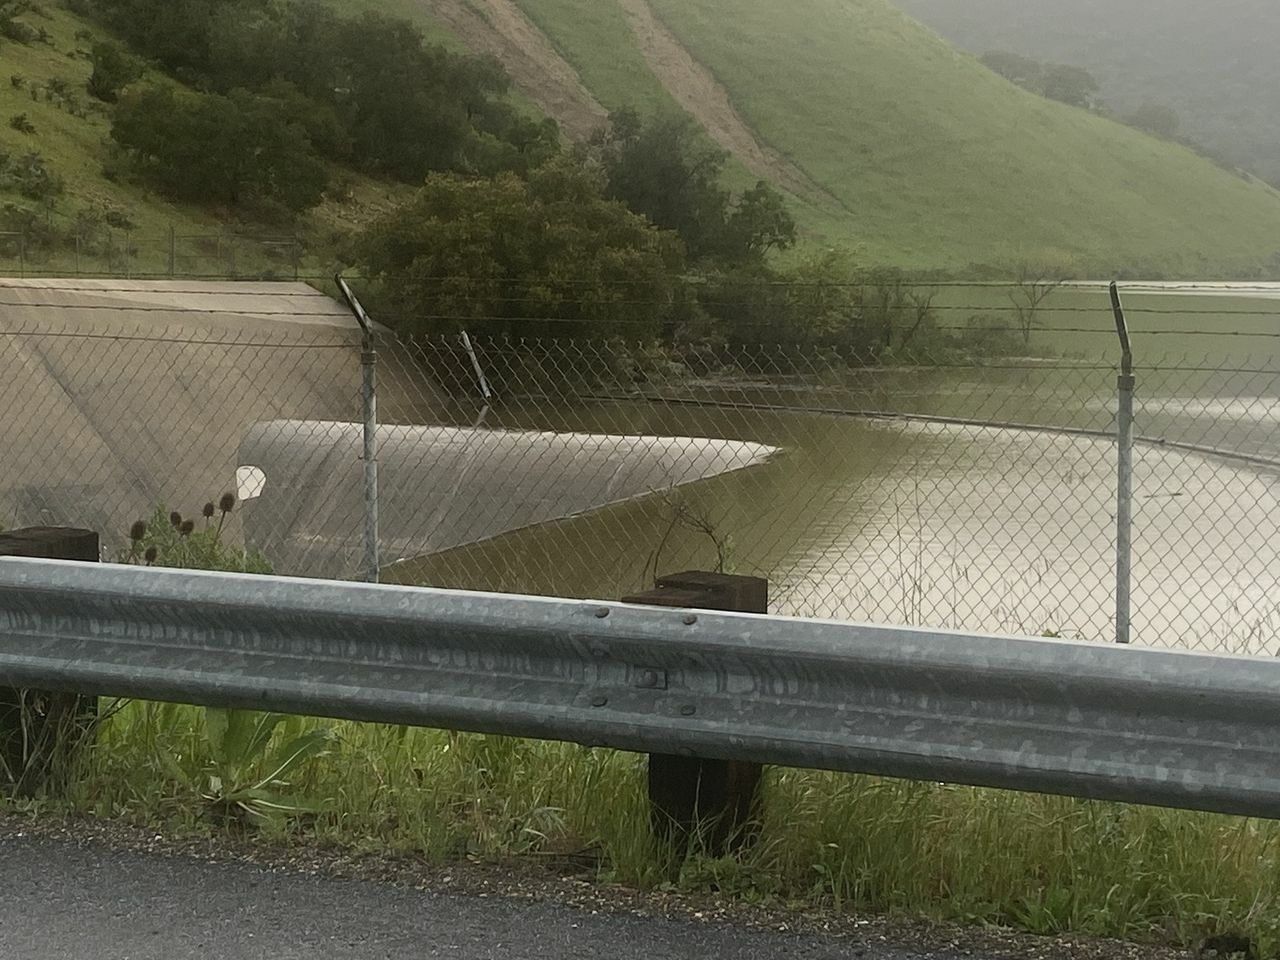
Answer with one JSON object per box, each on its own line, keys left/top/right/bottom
{"left": 110, "top": 86, "right": 329, "bottom": 213}
{"left": 0, "top": 18, "right": 37, "bottom": 45}
{"left": 0, "top": 150, "right": 63, "bottom": 200}
{"left": 86, "top": 40, "right": 143, "bottom": 103}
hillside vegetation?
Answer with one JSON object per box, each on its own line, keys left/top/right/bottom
{"left": 414, "top": 0, "right": 1280, "bottom": 274}
{"left": 2, "top": 0, "right": 1279, "bottom": 278}
{"left": 0, "top": 1, "right": 409, "bottom": 276}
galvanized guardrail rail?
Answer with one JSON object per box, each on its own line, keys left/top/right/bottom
{"left": 2, "top": 558, "right": 1279, "bottom": 819}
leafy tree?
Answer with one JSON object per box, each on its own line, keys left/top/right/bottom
{"left": 1041, "top": 63, "right": 1100, "bottom": 109}
{"left": 254, "top": 78, "right": 351, "bottom": 163}
{"left": 980, "top": 51, "right": 1046, "bottom": 93}
{"left": 1125, "top": 102, "right": 1181, "bottom": 140}
{"left": 353, "top": 157, "right": 687, "bottom": 340}
{"left": 981, "top": 51, "right": 1099, "bottom": 110}
{"left": 692, "top": 266, "right": 795, "bottom": 345}
{"left": 110, "top": 86, "right": 328, "bottom": 214}
{"left": 593, "top": 109, "right": 795, "bottom": 267}
{"left": 299, "top": 13, "right": 481, "bottom": 179}
{"left": 85, "top": 0, "right": 237, "bottom": 78}
{"left": 723, "top": 181, "right": 798, "bottom": 261}
{"left": 775, "top": 256, "right": 937, "bottom": 357}
{"left": 86, "top": 40, "right": 144, "bottom": 103}
{"left": 699, "top": 251, "right": 941, "bottom": 359}
{"left": 594, "top": 109, "right": 730, "bottom": 261}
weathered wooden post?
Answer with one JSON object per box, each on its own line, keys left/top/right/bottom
{"left": 623, "top": 571, "right": 768, "bottom": 854}
{"left": 0, "top": 527, "right": 100, "bottom": 795}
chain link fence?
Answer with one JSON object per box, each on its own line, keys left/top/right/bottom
{"left": 4, "top": 278, "right": 1280, "bottom": 655}
{"left": 0, "top": 223, "right": 306, "bottom": 280}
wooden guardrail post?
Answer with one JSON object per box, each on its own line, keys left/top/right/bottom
{"left": 0, "top": 527, "right": 100, "bottom": 795}
{"left": 623, "top": 571, "right": 768, "bottom": 855}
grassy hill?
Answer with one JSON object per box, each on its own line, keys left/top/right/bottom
{"left": 3, "top": 0, "right": 1279, "bottom": 277}
{"left": 401, "top": 0, "right": 1280, "bottom": 275}
{"left": 0, "top": 3, "right": 403, "bottom": 278}
{"left": 896, "top": 0, "right": 1280, "bottom": 187}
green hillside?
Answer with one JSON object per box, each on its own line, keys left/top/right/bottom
{"left": 0, "top": 2, "right": 403, "bottom": 277}
{"left": 4, "top": 0, "right": 1280, "bottom": 277}
{"left": 896, "top": 0, "right": 1280, "bottom": 186}
{"left": 411, "top": 0, "right": 1280, "bottom": 274}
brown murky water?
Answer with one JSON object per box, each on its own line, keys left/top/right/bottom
{"left": 390, "top": 358, "right": 1280, "bottom": 657}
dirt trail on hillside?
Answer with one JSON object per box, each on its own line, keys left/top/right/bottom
{"left": 615, "top": 0, "right": 835, "bottom": 205}
{"left": 418, "top": 0, "right": 608, "bottom": 141}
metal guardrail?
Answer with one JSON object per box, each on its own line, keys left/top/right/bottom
{"left": 2, "top": 558, "right": 1279, "bottom": 819}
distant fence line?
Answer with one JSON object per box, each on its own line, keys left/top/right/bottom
{"left": 0, "top": 225, "right": 305, "bottom": 279}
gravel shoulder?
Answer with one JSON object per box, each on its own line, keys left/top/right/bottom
{"left": 0, "top": 812, "right": 1193, "bottom": 960}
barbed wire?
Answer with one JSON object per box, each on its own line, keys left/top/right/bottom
{"left": 0, "top": 318, "right": 1277, "bottom": 341}
{"left": 2, "top": 327, "right": 1279, "bottom": 375}
{"left": 5, "top": 296, "right": 1280, "bottom": 327}
{"left": 3, "top": 270, "right": 1280, "bottom": 291}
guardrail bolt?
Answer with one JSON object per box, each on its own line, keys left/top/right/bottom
{"left": 0, "top": 528, "right": 101, "bottom": 798}
{"left": 632, "top": 667, "right": 669, "bottom": 690}
{"left": 623, "top": 571, "right": 768, "bottom": 858}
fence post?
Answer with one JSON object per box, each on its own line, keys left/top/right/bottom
{"left": 0, "top": 527, "right": 100, "bottom": 794}
{"left": 623, "top": 571, "right": 768, "bottom": 854}
{"left": 1111, "top": 282, "right": 1134, "bottom": 645}
{"left": 168, "top": 224, "right": 177, "bottom": 278}
{"left": 337, "top": 277, "right": 380, "bottom": 583}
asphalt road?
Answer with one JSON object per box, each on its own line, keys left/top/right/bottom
{"left": 0, "top": 834, "right": 932, "bottom": 959}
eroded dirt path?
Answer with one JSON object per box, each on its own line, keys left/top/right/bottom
{"left": 421, "top": 0, "right": 835, "bottom": 206}
{"left": 614, "top": 0, "right": 835, "bottom": 204}
{"left": 417, "top": 0, "right": 608, "bottom": 141}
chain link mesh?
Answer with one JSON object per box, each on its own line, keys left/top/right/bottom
{"left": 4, "top": 279, "right": 1280, "bottom": 655}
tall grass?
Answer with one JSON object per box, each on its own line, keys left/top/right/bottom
{"left": 49, "top": 701, "right": 1280, "bottom": 951}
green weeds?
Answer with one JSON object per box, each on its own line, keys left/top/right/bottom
{"left": 31, "top": 710, "right": 1279, "bottom": 953}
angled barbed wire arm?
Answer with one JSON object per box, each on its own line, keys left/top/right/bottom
{"left": 1111, "top": 281, "right": 1134, "bottom": 644}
